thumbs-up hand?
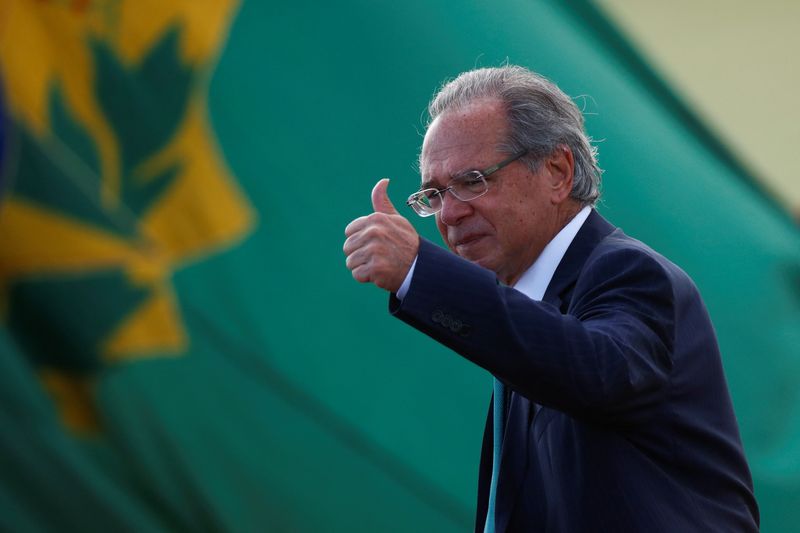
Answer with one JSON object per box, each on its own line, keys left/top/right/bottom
{"left": 344, "top": 178, "right": 419, "bottom": 293}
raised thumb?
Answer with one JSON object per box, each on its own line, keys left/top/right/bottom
{"left": 371, "top": 178, "right": 398, "bottom": 215}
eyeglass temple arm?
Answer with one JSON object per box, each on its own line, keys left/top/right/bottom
{"left": 481, "top": 150, "right": 528, "bottom": 175}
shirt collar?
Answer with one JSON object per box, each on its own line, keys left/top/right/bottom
{"left": 512, "top": 206, "right": 592, "bottom": 301}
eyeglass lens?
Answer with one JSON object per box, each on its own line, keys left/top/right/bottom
{"left": 421, "top": 171, "right": 487, "bottom": 211}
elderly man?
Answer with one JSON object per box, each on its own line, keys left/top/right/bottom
{"left": 343, "top": 66, "right": 758, "bottom": 532}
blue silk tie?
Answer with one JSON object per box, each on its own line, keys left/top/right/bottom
{"left": 484, "top": 377, "right": 506, "bottom": 533}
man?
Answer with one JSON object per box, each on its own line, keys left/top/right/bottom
{"left": 343, "top": 66, "right": 759, "bottom": 532}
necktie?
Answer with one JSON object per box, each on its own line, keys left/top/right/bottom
{"left": 484, "top": 377, "right": 506, "bottom": 533}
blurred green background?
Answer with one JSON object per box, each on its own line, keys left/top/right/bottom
{"left": 1, "top": 0, "right": 798, "bottom": 531}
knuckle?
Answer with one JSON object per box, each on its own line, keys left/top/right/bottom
{"left": 363, "top": 225, "right": 382, "bottom": 240}
{"left": 353, "top": 265, "right": 371, "bottom": 283}
{"left": 344, "top": 220, "right": 359, "bottom": 236}
{"left": 345, "top": 215, "right": 369, "bottom": 235}
{"left": 343, "top": 235, "right": 358, "bottom": 254}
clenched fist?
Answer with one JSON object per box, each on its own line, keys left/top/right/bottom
{"left": 343, "top": 179, "right": 419, "bottom": 293}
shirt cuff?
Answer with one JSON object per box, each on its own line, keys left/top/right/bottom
{"left": 395, "top": 256, "right": 418, "bottom": 300}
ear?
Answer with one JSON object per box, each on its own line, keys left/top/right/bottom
{"left": 545, "top": 145, "right": 574, "bottom": 205}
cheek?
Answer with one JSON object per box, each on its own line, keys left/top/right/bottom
{"left": 512, "top": 190, "right": 545, "bottom": 225}
{"left": 435, "top": 218, "right": 451, "bottom": 245}
{"left": 498, "top": 204, "right": 539, "bottom": 247}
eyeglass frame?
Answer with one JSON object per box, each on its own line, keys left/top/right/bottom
{"left": 406, "top": 149, "right": 529, "bottom": 217}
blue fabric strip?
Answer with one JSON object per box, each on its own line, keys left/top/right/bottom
{"left": 484, "top": 378, "right": 505, "bottom": 533}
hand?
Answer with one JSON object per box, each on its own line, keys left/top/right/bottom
{"left": 343, "top": 178, "right": 419, "bottom": 293}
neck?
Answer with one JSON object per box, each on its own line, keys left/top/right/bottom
{"left": 557, "top": 201, "right": 584, "bottom": 232}
{"left": 502, "top": 200, "right": 584, "bottom": 286}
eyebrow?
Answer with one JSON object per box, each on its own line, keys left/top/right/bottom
{"left": 420, "top": 168, "right": 476, "bottom": 191}
{"left": 420, "top": 178, "right": 439, "bottom": 190}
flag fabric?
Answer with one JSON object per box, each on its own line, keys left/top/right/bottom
{"left": 0, "top": 75, "right": 6, "bottom": 195}
{"left": 1, "top": 0, "right": 798, "bottom": 531}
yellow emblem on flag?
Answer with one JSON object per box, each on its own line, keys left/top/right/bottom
{"left": 0, "top": 0, "right": 255, "bottom": 432}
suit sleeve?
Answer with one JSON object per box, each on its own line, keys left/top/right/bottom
{"left": 390, "top": 238, "right": 676, "bottom": 425}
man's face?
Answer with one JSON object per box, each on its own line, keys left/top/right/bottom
{"left": 419, "top": 98, "right": 568, "bottom": 285}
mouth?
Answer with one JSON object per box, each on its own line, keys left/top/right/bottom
{"left": 452, "top": 234, "right": 488, "bottom": 249}
{"left": 457, "top": 235, "right": 483, "bottom": 245}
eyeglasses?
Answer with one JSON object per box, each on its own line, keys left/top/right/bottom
{"left": 406, "top": 150, "right": 528, "bottom": 217}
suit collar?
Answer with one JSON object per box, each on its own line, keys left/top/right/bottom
{"left": 542, "top": 209, "right": 616, "bottom": 308}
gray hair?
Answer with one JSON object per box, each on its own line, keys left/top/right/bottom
{"left": 426, "top": 66, "right": 602, "bottom": 205}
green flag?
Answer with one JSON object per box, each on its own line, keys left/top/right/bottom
{"left": 1, "top": 0, "right": 798, "bottom": 531}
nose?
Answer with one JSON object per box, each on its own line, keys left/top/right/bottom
{"left": 437, "top": 191, "right": 472, "bottom": 226}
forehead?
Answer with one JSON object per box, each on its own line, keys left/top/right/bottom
{"left": 420, "top": 99, "right": 508, "bottom": 185}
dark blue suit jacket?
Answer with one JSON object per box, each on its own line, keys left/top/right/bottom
{"left": 390, "top": 210, "right": 758, "bottom": 532}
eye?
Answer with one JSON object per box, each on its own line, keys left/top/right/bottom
{"left": 415, "top": 188, "right": 442, "bottom": 208}
{"left": 423, "top": 189, "right": 440, "bottom": 199}
{"left": 454, "top": 171, "right": 486, "bottom": 194}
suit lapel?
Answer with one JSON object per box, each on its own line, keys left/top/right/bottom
{"left": 542, "top": 210, "right": 616, "bottom": 308}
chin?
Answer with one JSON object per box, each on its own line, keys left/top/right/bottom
{"left": 463, "top": 253, "right": 495, "bottom": 271}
